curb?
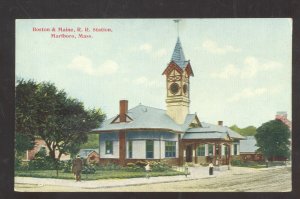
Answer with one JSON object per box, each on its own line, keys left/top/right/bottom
{"left": 15, "top": 175, "right": 217, "bottom": 189}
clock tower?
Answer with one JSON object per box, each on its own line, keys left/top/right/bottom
{"left": 162, "top": 37, "right": 194, "bottom": 124}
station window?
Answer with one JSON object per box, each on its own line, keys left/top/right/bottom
{"left": 234, "top": 144, "right": 238, "bottom": 155}
{"left": 165, "top": 141, "right": 176, "bottom": 157}
{"left": 146, "top": 140, "right": 154, "bottom": 159}
{"left": 128, "top": 141, "right": 132, "bottom": 158}
{"left": 105, "top": 140, "right": 113, "bottom": 154}
{"left": 208, "top": 144, "right": 214, "bottom": 156}
{"left": 197, "top": 144, "right": 205, "bottom": 156}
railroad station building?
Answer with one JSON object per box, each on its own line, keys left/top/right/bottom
{"left": 92, "top": 37, "right": 244, "bottom": 166}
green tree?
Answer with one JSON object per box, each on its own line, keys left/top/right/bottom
{"left": 15, "top": 79, "right": 37, "bottom": 163}
{"left": 15, "top": 133, "right": 35, "bottom": 156}
{"left": 255, "top": 119, "right": 290, "bottom": 161}
{"left": 16, "top": 79, "right": 106, "bottom": 161}
{"left": 80, "top": 134, "right": 99, "bottom": 149}
{"left": 230, "top": 125, "right": 257, "bottom": 136}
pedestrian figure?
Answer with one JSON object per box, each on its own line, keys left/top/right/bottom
{"left": 184, "top": 163, "right": 189, "bottom": 177}
{"left": 72, "top": 155, "right": 83, "bottom": 182}
{"left": 209, "top": 162, "right": 214, "bottom": 175}
{"left": 145, "top": 162, "right": 151, "bottom": 179}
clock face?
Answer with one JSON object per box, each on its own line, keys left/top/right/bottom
{"left": 170, "top": 83, "right": 179, "bottom": 94}
{"left": 183, "top": 84, "right": 188, "bottom": 94}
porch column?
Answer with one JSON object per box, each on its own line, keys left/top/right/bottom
{"left": 228, "top": 143, "right": 231, "bottom": 168}
{"left": 194, "top": 143, "right": 197, "bottom": 164}
{"left": 119, "top": 130, "right": 126, "bottom": 166}
{"left": 179, "top": 139, "right": 184, "bottom": 166}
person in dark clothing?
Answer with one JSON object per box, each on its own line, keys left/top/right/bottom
{"left": 209, "top": 162, "right": 214, "bottom": 175}
{"left": 72, "top": 155, "right": 83, "bottom": 182}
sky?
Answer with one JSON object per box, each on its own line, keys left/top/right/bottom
{"left": 16, "top": 19, "right": 292, "bottom": 128}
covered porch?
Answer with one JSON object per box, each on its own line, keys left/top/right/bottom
{"left": 179, "top": 139, "right": 233, "bottom": 166}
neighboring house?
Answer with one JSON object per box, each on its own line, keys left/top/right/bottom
{"left": 78, "top": 149, "right": 100, "bottom": 164}
{"left": 23, "top": 138, "right": 70, "bottom": 161}
{"left": 209, "top": 112, "right": 291, "bottom": 163}
{"left": 275, "top": 111, "right": 291, "bottom": 130}
{"left": 275, "top": 111, "right": 292, "bottom": 161}
{"left": 240, "top": 136, "right": 264, "bottom": 162}
{"left": 92, "top": 37, "right": 244, "bottom": 166}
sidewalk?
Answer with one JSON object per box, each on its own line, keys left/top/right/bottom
{"left": 15, "top": 165, "right": 288, "bottom": 189}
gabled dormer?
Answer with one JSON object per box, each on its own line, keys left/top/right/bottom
{"left": 188, "top": 114, "right": 202, "bottom": 128}
{"left": 111, "top": 100, "right": 133, "bottom": 124}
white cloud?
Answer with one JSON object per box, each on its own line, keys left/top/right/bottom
{"left": 227, "top": 87, "right": 267, "bottom": 102}
{"left": 68, "top": 56, "right": 118, "bottom": 76}
{"left": 133, "top": 76, "right": 161, "bottom": 87}
{"left": 96, "top": 60, "right": 118, "bottom": 75}
{"left": 154, "top": 48, "right": 168, "bottom": 58}
{"left": 202, "top": 40, "right": 240, "bottom": 54}
{"left": 211, "top": 56, "right": 282, "bottom": 79}
{"left": 68, "top": 56, "right": 94, "bottom": 75}
{"left": 139, "top": 43, "right": 152, "bottom": 52}
{"left": 210, "top": 64, "right": 239, "bottom": 79}
{"left": 241, "top": 57, "right": 281, "bottom": 78}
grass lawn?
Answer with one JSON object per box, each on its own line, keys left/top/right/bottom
{"left": 15, "top": 169, "right": 185, "bottom": 180}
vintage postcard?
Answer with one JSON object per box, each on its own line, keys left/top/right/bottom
{"left": 15, "top": 19, "right": 292, "bottom": 192}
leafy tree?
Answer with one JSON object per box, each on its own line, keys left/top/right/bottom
{"left": 15, "top": 79, "right": 37, "bottom": 158}
{"left": 35, "top": 147, "right": 47, "bottom": 159}
{"left": 255, "top": 119, "right": 290, "bottom": 161}
{"left": 230, "top": 125, "right": 257, "bottom": 136}
{"left": 15, "top": 133, "right": 35, "bottom": 157}
{"left": 16, "top": 79, "right": 105, "bottom": 161}
{"left": 80, "top": 134, "right": 99, "bottom": 149}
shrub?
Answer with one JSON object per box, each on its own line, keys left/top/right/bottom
{"left": 231, "top": 159, "right": 242, "bottom": 166}
{"left": 186, "top": 162, "right": 194, "bottom": 167}
{"left": 96, "top": 163, "right": 122, "bottom": 171}
{"left": 62, "top": 160, "right": 73, "bottom": 173}
{"left": 15, "top": 156, "right": 22, "bottom": 170}
{"left": 200, "top": 162, "right": 209, "bottom": 166}
{"left": 135, "top": 160, "right": 147, "bottom": 167}
{"left": 82, "top": 165, "right": 96, "bottom": 174}
{"left": 28, "top": 156, "right": 65, "bottom": 170}
{"left": 149, "top": 161, "right": 171, "bottom": 172}
{"left": 125, "top": 160, "right": 171, "bottom": 172}
{"left": 29, "top": 156, "right": 53, "bottom": 170}
{"left": 35, "top": 147, "right": 47, "bottom": 159}
{"left": 125, "top": 163, "right": 143, "bottom": 172}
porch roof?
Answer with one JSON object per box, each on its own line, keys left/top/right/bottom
{"left": 185, "top": 122, "right": 244, "bottom": 140}
{"left": 182, "top": 131, "right": 229, "bottom": 140}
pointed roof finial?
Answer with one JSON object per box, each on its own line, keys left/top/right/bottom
{"left": 173, "top": 19, "right": 180, "bottom": 38}
{"left": 171, "top": 38, "right": 186, "bottom": 68}
{"left": 170, "top": 19, "right": 189, "bottom": 69}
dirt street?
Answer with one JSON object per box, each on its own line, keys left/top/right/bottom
{"left": 15, "top": 167, "right": 291, "bottom": 192}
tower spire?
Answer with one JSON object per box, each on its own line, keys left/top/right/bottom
{"left": 162, "top": 20, "right": 194, "bottom": 124}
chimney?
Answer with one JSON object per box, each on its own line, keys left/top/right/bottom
{"left": 218, "top": 121, "right": 223, "bottom": 126}
{"left": 276, "top": 111, "right": 287, "bottom": 120}
{"left": 119, "top": 100, "right": 128, "bottom": 122}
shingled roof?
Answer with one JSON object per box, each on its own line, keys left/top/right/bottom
{"left": 93, "top": 104, "right": 186, "bottom": 133}
{"left": 171, "top": 37, "right": 189, "bottom": 68}
{"left": 92, "top": 104, "right": 244, "bottom": 141}
{"left": 184, "top": 122, "right": 244, "bottom": 140}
